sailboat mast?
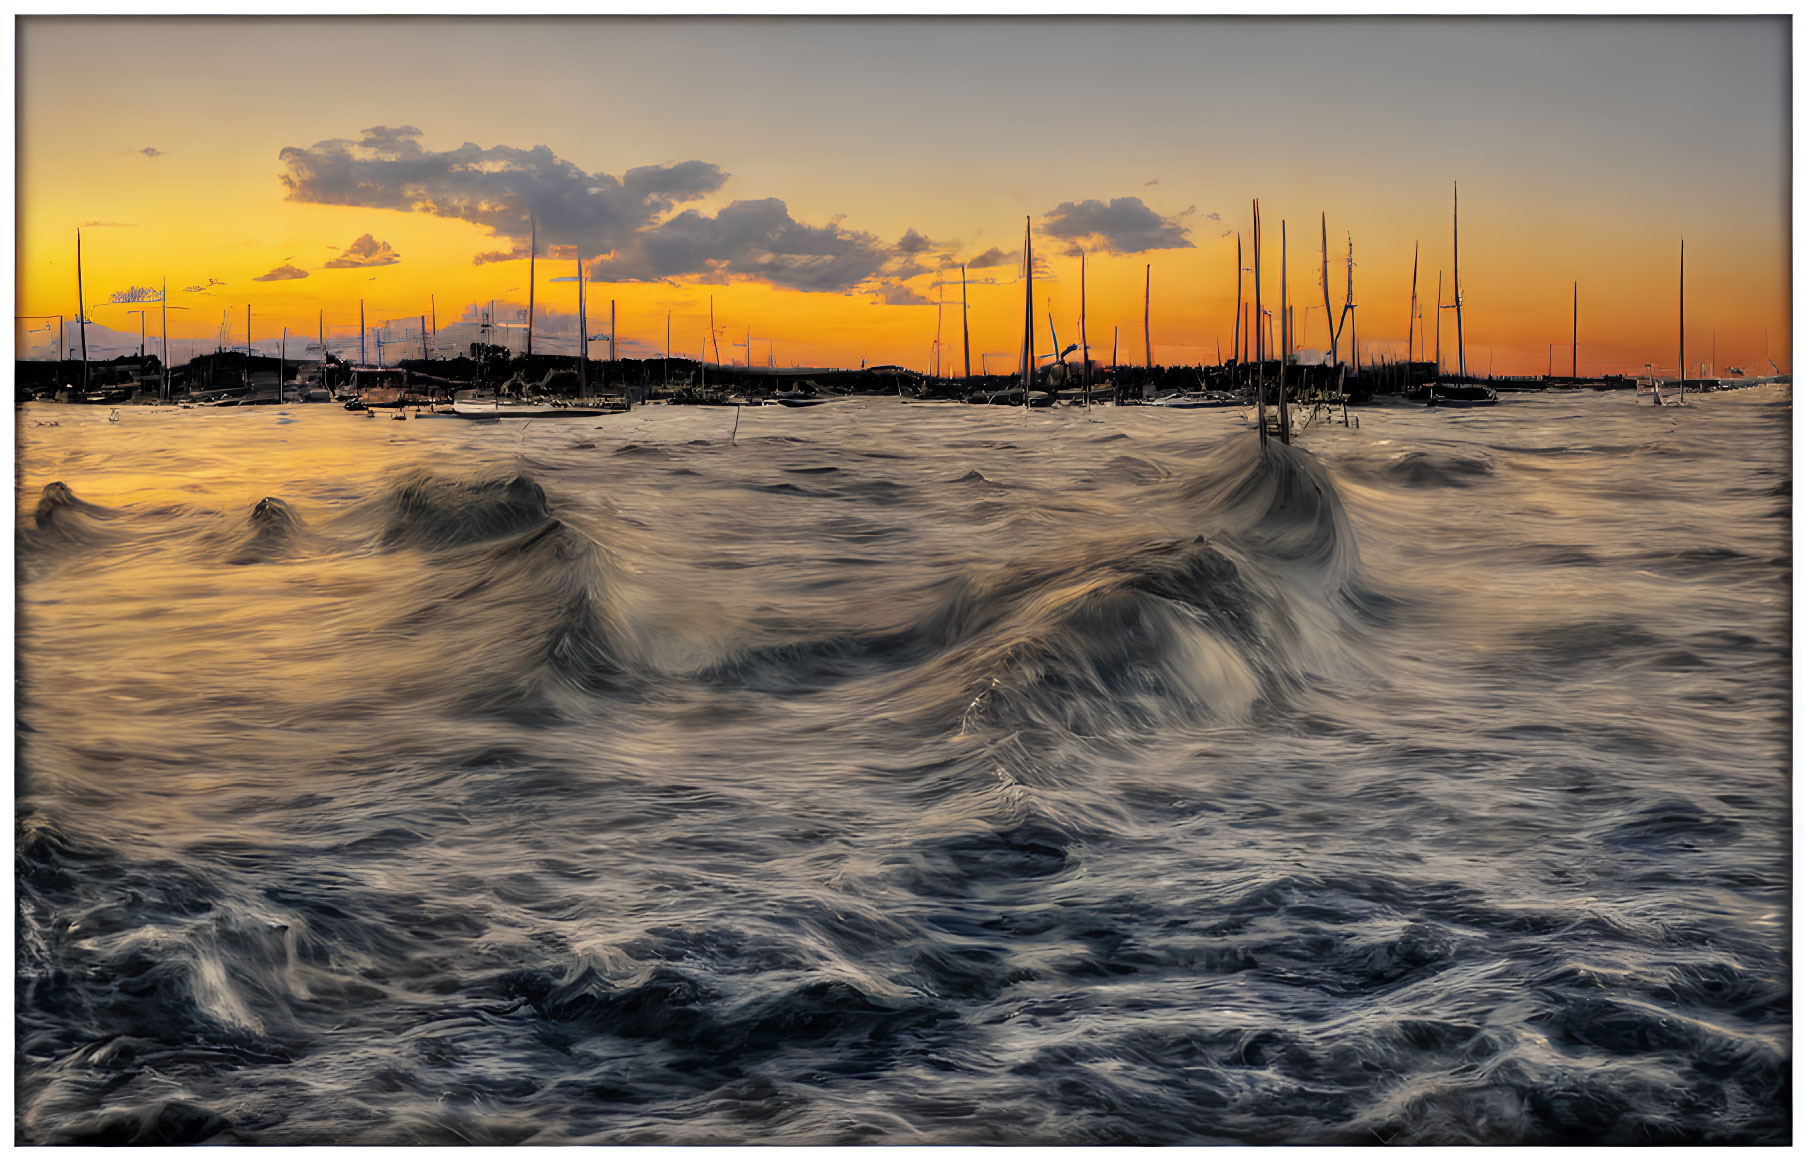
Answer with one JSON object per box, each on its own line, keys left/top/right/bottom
{"left": 1572, "top": 281, "right": 1578, "bottom": 379}
{"left": 1253, "top": 199, "right": 1265, "bottom": 443}
{"left": 1435, "top": 271, "right": 1443, "bottom": 376}
{"left": 1407, "top": 242, "right": 1418, "bottom": 389}
{"left": 1279, "top": 218, "right": 1291, "bottom": 445}
{"left": 526, "top": 216, "right": 535, "bottom": 358}
{"left": 961, "top": 264, "right": 971, "bottom": 380}
{"left": 161, "top": 278, "right": 169, "bottom": 401}
{"left": 1678, "top": 237, "right": 1685, "bottom": 402}
{"left": 1143, "top": 264, "right": 1151, "bottom": 368}
{"left": 710, "top": 295, "right": 720, "bottom": 365}
{"left": 76, "top": 228, "right": 88, "bottom": 392}
{"left": 1453, "top": 181, "right": 1466, "bottom": 378}
{"left": 1321, "top": 213, "right": 1334, "bottom": 368}
{"left": 1021, "top": 215, "right": 1033, "bottom": 395}
{"left": 577, "top": 251, "right": 587, "bottom": 395}
{"left": 1233, "top": 232, "right": 1243, "bottom": 366}
{"left": 1079, "top": 250, "right": 1089, "bottom": 401}
{"left": 360, "top": 299, "right": 366, "bottom": 365}
{"left": 934, "top": 262, "right": 944, "bottom": 378}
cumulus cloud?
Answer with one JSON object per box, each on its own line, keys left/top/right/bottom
{"left": 279, "top": 125, "right": 928, "bottom": 299}
{"left": 897, "top": 228, "right": 934, "bottom": 256}
{"left": 591, "top": 197, "right": 894, "bottom": 294}
{"left": 1041, "top": 196, "right": 1193, "bottom": 255}
{"left": 879, "top": 285, "right": 934, "bottom": 306}
{"left": 253, "top": 262, "right": 309, "bottom": 282}
{"left": 323, "top": 233, "right": 401, "bottom": 268}
{"left": 278, "top": 125, "right": 728, "bottom": 264}
{"left": 963, "top": 246, "right": 1014, "bottom": 269}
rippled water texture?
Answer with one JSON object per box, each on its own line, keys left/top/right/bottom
{"left": 15, "top": 389, "right": 1791, "bottom": 1144}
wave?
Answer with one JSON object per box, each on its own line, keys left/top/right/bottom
{"left": 19, "top": 481, "right": 122, "bottom": 553}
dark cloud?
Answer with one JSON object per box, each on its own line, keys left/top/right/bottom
{"left": 278, "top": 125, "right": 728, "bottom": 261}
{"left": 963, "top": 247, "right": 1014, "bottom": 269}
{"left": 140, "top": 147, "right": 165, "bottom": 158}
{"left": 281, "top": 125, "right": 924, "bottom": 297}
{"left": 879, "top": 285, "right": 933, "bottom": 306}
{"left": 897, "top": 228, "right": 934, "bottom": 256}
{"left": 474, "top": 246, "right": 527, "bottom": 266}
{"left": 1041, "top": 196, "right": 1193, "bottom": 255}
{"left": 324, "top": 233, "right": 401, "bottom": 268}
{"left": 253, "top": 263, "right": 309, "bottom": 282}
{"left": 591, "top": 197, "right": 893, "bottom": 294}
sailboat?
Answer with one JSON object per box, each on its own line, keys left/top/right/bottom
{"left": 1426, "top": 183, "right": 1498, "bottom": 408}
{"left": 1639, "top": 239, "right": 1688, "bottom": 407}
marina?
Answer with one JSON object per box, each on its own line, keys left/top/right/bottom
{"left": 14, "top": 13, "right": 1790, "bottom": 1149}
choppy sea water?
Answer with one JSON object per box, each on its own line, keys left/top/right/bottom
{"left": 14, "top": 388, "right": 1791, "bottom": 1145}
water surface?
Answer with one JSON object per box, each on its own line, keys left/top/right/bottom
{"left": 15, "top": 389, "right": 1791, "bottom": 1144}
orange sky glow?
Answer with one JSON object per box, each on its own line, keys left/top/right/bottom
{"left": 15, "top": 16, "right": 1792, "bottom": 378}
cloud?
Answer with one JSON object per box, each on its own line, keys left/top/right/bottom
{"left": 1040, "top": 196, "right": 1193, "bottom": 255}
{"left": 878, "top": 285, "right": 933, "bottom": 306}
{"left": 323, "top": 233, "right": 401, "bottom": 268}
{"left": 591, "top": 197, "right": 894, "bottom": 294}
{"left": 1145, "top": 178, "right": 1159, "bottom": 186}
{"left": 278, "top": 125, "right": 729, "bottom": 262}
{"left": 897, "top": 228, "right": 934, "bottom": 256}
{"left": 280, "top": 125, "right": 923, "bottom": 297}
{"left": 140, "top": 147, "right": 164, "bottom": 158}
{"left": 963, "top": 246, "right": 1015, "bottom": 269}
{"left": 1205, "top": 211, "right": 1221, "bottom": 222}
{"left": 253, "top": 263, "right": 309, "bottom": 282}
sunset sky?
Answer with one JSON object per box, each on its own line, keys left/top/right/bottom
{"left": 14, "top": 16, "right": 1792, "bottom": 376}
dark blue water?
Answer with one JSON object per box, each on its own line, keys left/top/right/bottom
{"left": 14, "top": 388, "right": 1791, "bottom": 1144}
